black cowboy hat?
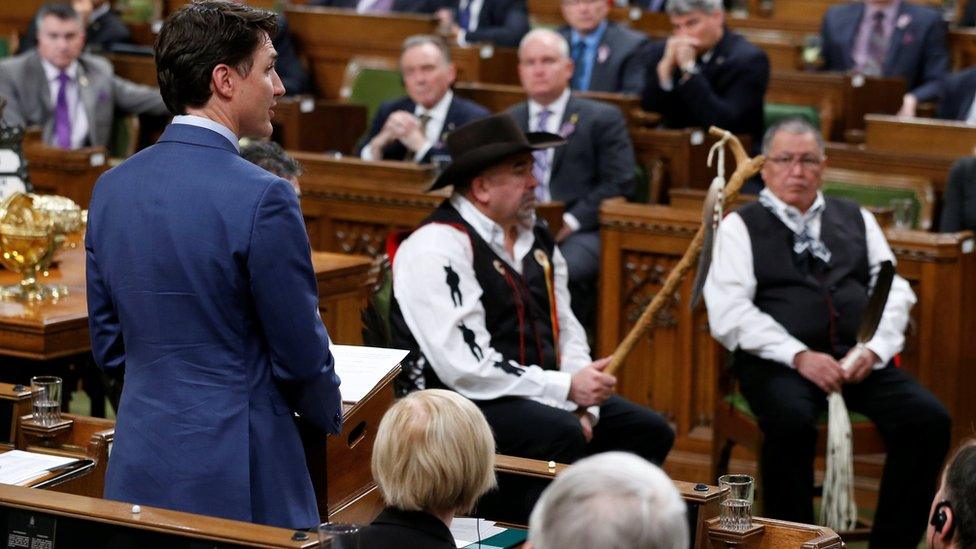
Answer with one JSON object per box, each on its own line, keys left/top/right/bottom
{"left": 428, "top": 113, "right": 565, "bottom": 191}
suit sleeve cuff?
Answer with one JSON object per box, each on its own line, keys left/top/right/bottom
{"left": 586, "top": 405, "right": 600, "bottom": 425}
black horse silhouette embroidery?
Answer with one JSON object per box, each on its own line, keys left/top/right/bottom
{"left": 444, "top": 264, "right": 462, "bottom": 306}
{"left": 458, "top": 322, "right": 483, "bottom": 360}
{"left": 493, "top": 360, "right": 524, "bottom": 377}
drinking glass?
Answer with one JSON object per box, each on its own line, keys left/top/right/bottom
{"left": 318, "top": 522, "right": 361, "bottom": 549}
{"left": 30, "top": 376, "right": 61, "bottom": 426}
{"left": 718, "top": 474, "right": 755, "bottom": 531}
{"left": 890, "top": 198, "right": 914, "bottom": 229}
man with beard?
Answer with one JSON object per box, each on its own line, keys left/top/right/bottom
{"left": 389, "top": 113, "right": 673, "bottom": 522}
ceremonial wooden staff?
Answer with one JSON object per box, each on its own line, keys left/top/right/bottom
{"left": 606, "top": 127, "right": 764, "bottom": 375}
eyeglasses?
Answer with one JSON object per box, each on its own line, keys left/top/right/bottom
{"left": 766, "top": 155, "right": 824, "bottom": 170}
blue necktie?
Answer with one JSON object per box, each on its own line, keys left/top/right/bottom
{"left": 458, "top": 0, "right": 471, "bottom": 30}
{"left": 570, "top": 40, "right": 587, "bottom": 90}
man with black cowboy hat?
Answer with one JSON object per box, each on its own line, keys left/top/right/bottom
{"left": 389, "top": 113, "right": 674, "bottom": 520}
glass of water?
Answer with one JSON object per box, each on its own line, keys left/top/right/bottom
{"left": 318, "top": 523, "right": 361, "bottom": 549}
{"left": 30, "top": 376, "right": 62, "bottom": 426}
{"left": 718, "top": 474, "right": 755, "bottom": 531}
{"left": 890, "top": 198, "right": 914, "bottom": 230}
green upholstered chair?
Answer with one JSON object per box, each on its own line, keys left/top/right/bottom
{"left": 821, "top": 168, "right": 935, "bottom": 230}
{"left": 340, "top": 58, "right": 406, "bottom": 130}
{"left": 764, "top": 103, "right": 821, "bottom": 134}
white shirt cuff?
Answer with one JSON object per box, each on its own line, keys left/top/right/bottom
{"left": 863, "top": 340, "right": 894, "bottom": 368}
{"left": 360, "top": 143, "right": 377, "bottom": 161}
{"left": 542, "top": 370, "right": 572, "bottom": 403}
{"left": 561, "top": 213, "right": 580, "bottom": 233}
{"left": 659, "top": 77, "right": 674, "bottom": 92}
{"left": 457, "top": 30, "right": 468, "bottom": 46}
{"left": 585, "top": 405, "right": 600, "bottom": 425}
{"left": 771, "top": 339, "right": 808, "bottom": 369}
{"left": 413, "top": 143, "right": 432, "bottom": 162}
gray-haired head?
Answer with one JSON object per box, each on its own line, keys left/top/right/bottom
{"left": 401, "top": 34, "right": 452, "bottom": 66}
{"left": 518, "top": 28, "right": 570, "bottom": 59}
{"left": 761, "top": 117, "right": 825, "bottom": 157}
{"left": 528, "top": 452, "right": 689, "bottom": 549}
{"left": 36, "top": 2, "right": 82, "bottom": 28}
{"left": 665, "top": 0, "right": 723, "bottom": 15}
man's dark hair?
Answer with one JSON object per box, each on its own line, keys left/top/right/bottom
{"left": 944, "top": 440, "right": 976, "bottom": 548}
{"left": 241, "top": 140, "right": 302, "bottom": 180}
{"left": 154, "top": 0, "right": 278, "bottom": 115}
{"left": 35, "top": 2, "right": 82, "bottom": 28}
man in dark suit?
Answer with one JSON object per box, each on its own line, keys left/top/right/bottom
{"left": 937, "top": 67, "right": 976, "bottom": 123}
{"left": 558, "top": 0, "right": 650, "bottom": 94}
{"left": 360, "top": 35, "right": 490, "bottom": 164}
{"left": 308, "top": 0, "right": 440, "bottom": 14}
{"left": 0, "top": 2, "right": 166, "bottom": 149}
{"left": 819, "top": 0, "right": 949, "bottom": 117}
{"left": 508, "top": 28, "right": 636, "bottom": 325}
{"left": 86, "top": 1, "right": 342, "bottom": 529}
{"left": 641, "top": 0, "right": 769, "bottom": 147}
{"left": 21, "top": 0, "right": 131, "bottom": 54}
{"left": 435, "top": 0, "right": 530, "bottom": 47}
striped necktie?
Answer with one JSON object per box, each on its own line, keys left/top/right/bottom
{"left": 532, "top": 108, "right": 551, "bottom": 202}
{"left": 863, "top": 11, "right": 887, "bottom": 76}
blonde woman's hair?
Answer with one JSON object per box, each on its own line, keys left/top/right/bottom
{"left": 371, "top": 389, "right": 497, "bottom": 515}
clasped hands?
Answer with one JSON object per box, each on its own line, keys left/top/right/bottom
{"left": 656, "top": 35, "right": 700, "bottom": 84}
{"left": 793, "top": 348, "right": 879, "bottom": 394}
{"left": 369, "top": 111, "right": 428, "bottom": 157}
{"left": 569, "top": 356, "right": 616, "bottom": 442}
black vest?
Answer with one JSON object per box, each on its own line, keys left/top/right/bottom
{"left": 736, "top": 197, "right": 870, "bottom": 364}
{"left": 390, "top": 201, "right": 560, "bottom": 392}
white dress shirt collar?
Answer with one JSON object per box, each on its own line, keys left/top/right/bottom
{"left": 528, "top": 88, "right": 571, "bottom": 132}
{"left": 450, "top": 193, "right": 536, "bottom": 271}
{"left": 40, "top": 58, "right": 78, "bottom": 83}
{"left": 171, "top": 114, "right": 241, "bottom": 152}
{"left": 414, "top": 89, "right": 453, "bottom": 125}
{"left": 758, "top": 187, "right": 826, "bottom": 235}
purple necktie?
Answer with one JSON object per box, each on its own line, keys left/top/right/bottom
{"left": 532, "top": 108, "right": 551, "bottom": 202}
{"left": 54, "top": 71, "right": 72, "bottom": 149}
{"left": 863, "top": 11, "right": 887, "bottom": 76}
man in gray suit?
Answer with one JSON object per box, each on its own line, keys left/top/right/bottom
{"left": 558, "top": 0, "right": 650, "bottom": 94}
{"left": 508, "top": 28, "right": 636, "bottom": 325}
{"left": 0, "top": 3, "right": 166, "bottom": 150}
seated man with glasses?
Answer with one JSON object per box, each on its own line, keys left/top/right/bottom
{"left": 703, "top": 117, "right": 950, "bottom": 548}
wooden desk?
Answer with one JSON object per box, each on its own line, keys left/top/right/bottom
{"left": 597, "top": 201, "right": 976, "bottom": 483}
{"left": 824, "top": 142, "right": 956, "bottom": 194}
{"left": 0, "top": 245, "right": 372, "bottom": 362}
{"left": 272, "top": 96, "right": 368, "bottom": 155}
{"left": 949, "top": 27, "right": 976, "bottom": 70}
{"left": 104, "top": 52, "right": 158, "bottom": 87}
{"left": 17, "top": 413, "right": 114, "bottom": 499}
{"left": 0, "top": 0, "right": 43, "bottom": 36}
{"left": 286, "top": 7, "right": 519, "bottom": 99}
{"left": 705, "top": 517, "right": 843, "bottom": 548}
{"left": 0, "top": 484, "right": 317, "bottom": 548}
{"left": 864, "top": 114, "right": 976, "bottom": 159}
{"left": 296, "top": 153, "right": 445, "bottom": 254}
{"left": 23, "top": 139, "right": 109, "bottom": 209}
{"left": 767, "top": 71, "right": 905, "bottom": 141}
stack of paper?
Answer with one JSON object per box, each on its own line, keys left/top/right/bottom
{"left": 0, "top": 450, "right": 79, "bottom": 486}
{"left": 332, "top": 345, "right": 408, "bottom": 403}
{"left": 450, "top": 518, "right": 508, "bottom": 547}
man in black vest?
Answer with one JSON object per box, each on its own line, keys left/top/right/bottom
{"left": 703, "top": 117, "right": 950, "bottom": 548}
{"left": 389, "top": 113, "right": 673, "bottom": 522}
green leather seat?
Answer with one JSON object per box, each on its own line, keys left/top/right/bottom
{"left": 346, "top": 66, "right": 406, "bottom": 129}
{"left": 724, "top": 392, "right": 872, "bottom": 424}
{"left": 822, "top": 181, "right": 919, "bottom": 229}
{"left": 764, "top": 103, "right": 820, "bottom": 132}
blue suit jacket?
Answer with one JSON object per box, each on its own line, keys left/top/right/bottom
{"left": 559, "top": 21, "right": 651, "bottom": 94}
{"left": 443, "top": 0, "right": 530, "bottom": 47}
{"left": 358, "top": 94, "right": 490, "bottom": 162}
{"left": 819, "top": 1, "right": 948, "bottom": 102}
{"left": 86, "top": 123, "right": 343, "bottom": 529}
{"left": 937, "top": 67, "right": 976, "bottom": 121}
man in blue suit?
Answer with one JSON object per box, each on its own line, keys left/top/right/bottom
{"left": 558, "top": 0, "right": 651, "bottom": 94}
{"left": 85, "top": 1, "right": 342, "bottom": 529}
{"left": 359, "top": 35, "right": 490, "bottom": 164}
{"left": 435, "top": 0, "right": 530, "bottom": 47}
{"left": 819, "top": 0, "right": 948, "bottom": 117}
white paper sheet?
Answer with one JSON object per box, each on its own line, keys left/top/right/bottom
{"left": 331, "top": 345, "right": 408, "bottom": 403}
{"left": 0, "top": 450, "right": 79, "bottom": 486}
{"left": 450, "top": 518, "right": 506, "bottom": 547}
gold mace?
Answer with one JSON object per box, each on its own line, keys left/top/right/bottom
{"left": 606, "top": 127, "right": 765, "bottom": 375}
